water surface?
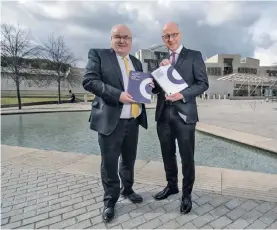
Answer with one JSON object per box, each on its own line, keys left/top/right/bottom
{"left": 1, "top": 110, "right": 277, "bottom": 174}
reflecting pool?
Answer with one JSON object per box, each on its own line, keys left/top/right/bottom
{"left": 1, "top": 110, "right": 277, "bottom": 174}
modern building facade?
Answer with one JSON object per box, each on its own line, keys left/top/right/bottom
{"left": 135, "top": 45, "right": 277, "bottom": 98}
{"left": 135, "top": 44, "right": 169, "bottom": 72}
{"left": 205, "top": 54, "right": 277, "bottom": 97}
{"left": 2, "top": 46, "right": 276, "bottom": 99}
{"left": 1, "top": 67, "right": 86, "bottom": 96}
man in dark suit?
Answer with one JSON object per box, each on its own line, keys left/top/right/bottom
{"left": 83, "top": 24, "right": 148, "bottom": 222}
{"left": 152, "top": 22, "right": 209, "bottom": 214}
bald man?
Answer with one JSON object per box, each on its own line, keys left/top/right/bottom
{"left": 83, "top": 24, "right": 148, "bottom": 222}
{"left": 152, "top": 22, "right": 209, "bottom": 214}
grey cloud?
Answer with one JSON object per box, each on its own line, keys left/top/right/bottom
{"left": 258, "top": 33, "right": 275, "bottom": 49}
{"left": 66, "top": 3, "right": 138, "bottom": 34}
{"left": 128, "top": 2, "right": 258, "bottom": 58}
{"left": 2, "top": 1, "right": 277, "bottom": 67}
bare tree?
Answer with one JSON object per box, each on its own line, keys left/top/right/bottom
{"left": 1, "top": 23, "right": 40, "bottom": 109}
{"left": 38, "top": 34, "right": 81, "bottom": 104}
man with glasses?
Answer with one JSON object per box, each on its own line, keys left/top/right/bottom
{"left": 83, "top": 24, "right": 148, "bottom": 222}
{"left": 152, "top": 22, "right": 209, "bottom": 214}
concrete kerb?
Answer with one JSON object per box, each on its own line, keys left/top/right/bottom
{"left": 0, "top": 104, "right": 157, "bottom": 116}
{"left": 196, "top": 123, "right": 277, "bottom": 154}
{"left": 0, "top": 109, "right": 91, "bottom": 115}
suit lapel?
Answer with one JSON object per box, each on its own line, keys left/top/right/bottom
{"left": 130, "top": 55, "right": 140, "bottom": 71}
{"left": 108, "top": 48, "right": 124, "bottom": 89}
{"left": 174, "top": 47, "right": 189, "bottom": 69}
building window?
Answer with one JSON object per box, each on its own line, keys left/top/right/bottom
{"left": 207, "top": 67, "right": 221, "bottom": 76}
{"left": 144, "top": 59, "right": 159, "bottom": 72}
{"left": 252, "top": 68, "right": 257, "bottom": 74}
{"left": 267, "top": 70, "right": 277, "bottom": 76}
{"left": 238, "top": 67, "right": 257, "bottom": 74}
{"left": 153, "top": 51, "right": 168, "bottom": 60}
{"left": 223, "top": 58, "right": 233, "bottom": 75}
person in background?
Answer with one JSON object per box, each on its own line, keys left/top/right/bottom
{"left": 152, "top": 22, "right": 209, "bottom": 214}
{"left": 68, "top": 90, "right": 75, "bottom": 103}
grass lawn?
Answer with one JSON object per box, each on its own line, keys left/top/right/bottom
{"left": 1, "top": 95, "right": 95, "bottom": 105}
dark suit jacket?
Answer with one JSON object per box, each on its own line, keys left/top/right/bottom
{"left": 153, "top": 47, "right": 209, "bottom": 123}
{"left": 83, "top": 48, "right": 148, "bottom": 135}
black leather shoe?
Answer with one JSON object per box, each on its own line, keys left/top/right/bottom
{"left": 180, "top": 195, "right": 192, "bottom": 214}
{"left": 102, "top": 206, "right": 115, "bottom": 223}
{"left": 153, "top": 187, "right": 179, "bottom": 200}
{"left": 123, "top": 192, "right": 143, "bottom": 203}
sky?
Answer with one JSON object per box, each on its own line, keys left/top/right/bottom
{"left": 2, "top": 0, "right": 277, "bottom": 68}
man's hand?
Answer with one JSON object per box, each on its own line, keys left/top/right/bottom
{"left": 160, "top": 59, "right": 171, "bottom": 66}
{"left": 165, "top": 93, "right": 184, "bottom": 102}
{"left": 119, "top": 92, "right": 136, "bottom": 104}
{"left": 149, "top": 78, "right": 155, "bottom": 88}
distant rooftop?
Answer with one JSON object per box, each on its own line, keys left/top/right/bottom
{"left": 217, "top": 73, "right": 277, "bottom": 84}
{"left": 148, "top": 44, "right": 167, "bottom": 50}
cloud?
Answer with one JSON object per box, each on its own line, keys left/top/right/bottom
{"left": 2, "top": 1, "right": 277, "bottom": 67}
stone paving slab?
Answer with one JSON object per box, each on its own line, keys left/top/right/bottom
{"left": 1, "top": 144, "right": 277, "bottom": 229}
{"left": 1, "top": 162, "right": 277, "bottom": 229}
{"left": 221, "top": 169, "right": 277, "bottom": 202}
{"left": 0, "top": 145, "right": 39, "bottom": 162}
{"left": 2, "top": 145, "right": 277, "bottom": 203}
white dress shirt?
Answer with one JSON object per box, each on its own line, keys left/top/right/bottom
{"left": 116, "top": 54, "right": 142, "bottom": 119}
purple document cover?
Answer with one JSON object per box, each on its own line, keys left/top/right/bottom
{"left": 127, "top": 71, "right": 153, "bottom": 104}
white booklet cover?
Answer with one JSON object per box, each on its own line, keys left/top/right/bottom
{"left": 151, "top": 64, "right": 188, "bottom": 95}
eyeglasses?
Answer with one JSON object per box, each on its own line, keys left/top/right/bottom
{"left": 162, "top": 33, "right": 179, "bottom": 40}
{"left": 112, "top": 35, "right": 132, "bottom": 41}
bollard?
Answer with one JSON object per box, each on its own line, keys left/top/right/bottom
{"left": 84, "top": 94, "right": 88, "bottom": 102}
{"left": 213, "top": 95, "right": 215, "bottom": 99}
{"left": 224, "top": 95, "right": 226, "bottom": 100}
{"left": 207, "top": 95, "right": 210, "bottom": 100}
{"left": 219, "top": 95, "right": 221, "bottom": 100}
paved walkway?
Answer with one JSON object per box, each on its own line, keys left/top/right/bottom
{"left": 197, "top": 99, "right": 277, "bottom": 141}
{"left": 1, "top": 145, "right": 277, "bottom": 229}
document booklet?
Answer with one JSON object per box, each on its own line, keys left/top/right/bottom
{"left": 127, "top": 70, "right": 153, "bottom": 104}
{"left": 151, "top": 64, "right": 188, "bottom": 95}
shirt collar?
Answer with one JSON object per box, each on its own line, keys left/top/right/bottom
{"left": 116, "top": 53, "right": 130, "bottom": 61}
{"left": 169, "top": 45, "right": 183, "bottom": 55}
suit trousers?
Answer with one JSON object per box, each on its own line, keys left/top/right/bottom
{"left": 98, "top": 118, "right": 139, "bottom": 207}
{"left": 157, "top": 103, "right": 196, "bottom": 197}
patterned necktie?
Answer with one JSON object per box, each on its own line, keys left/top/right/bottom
{"left": 122, "top": 56, "right": 140, "bottom": 118}
{"left": 171, "top": 52, "right": 176, "bottom": 65}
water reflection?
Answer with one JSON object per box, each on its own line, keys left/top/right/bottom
{"left": 1, "top": 110, "right": 277, "bottom": 174}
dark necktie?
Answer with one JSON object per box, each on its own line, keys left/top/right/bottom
{"left": 171, "top": 52, "right": 176, "bottom": 65}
